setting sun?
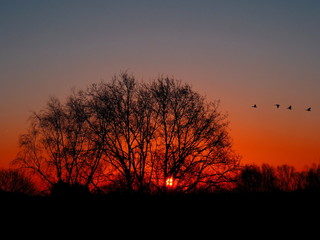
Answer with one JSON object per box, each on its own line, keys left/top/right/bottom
{"left": 166, "top": 177, "right": 174, "bottom": 188}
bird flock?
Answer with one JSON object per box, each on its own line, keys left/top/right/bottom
{"left": 252, "top": 104, "right": 312, "bottom": 111}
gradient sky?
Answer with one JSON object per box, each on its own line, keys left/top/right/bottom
{"left": 1, "top": 0, "right": 320, "bottom": 170}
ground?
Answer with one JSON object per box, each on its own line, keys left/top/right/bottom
{"left": 1, "top": 191, "right": 319, "bottom": 236}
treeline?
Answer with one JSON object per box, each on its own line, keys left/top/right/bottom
{"left": 2, "top": 163, "right": 320, "bottom": 197}
{"left": 237, "top": 163, "right": 320, "bottom": 193}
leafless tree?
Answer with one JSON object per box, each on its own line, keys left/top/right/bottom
{"left": 237, "top": 164, "right": 263, "bottom": 192}
{"left": 149, "top": 77, "right": 239, "bottom": 192}
{"left": 305, "top": 164, "right": 320, "bottom": 191}
{"left": 260, "top": 164, "right": 278, "bottom": 192}
{"left": 14, "top": 73, "right": 240, "bottom": 194}
{"left": 237, "top": 164, "right": 306, "bottom": 192}
{"left": 14, "top": 96, "right": 105, "bottom": 192}
{"left": 0, "top": 169, "right": 36, "bottom": 195}
{"left": 82, "top": 74, "right": 158, "bottom": 192}
{"left": 276, "top": 165, "right": 298, "bottom": 192}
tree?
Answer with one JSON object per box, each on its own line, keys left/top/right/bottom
{"left": 14, "top": 96, "right": 105, "bottom": 192}
{"left": 14, "top": 73, "right": 240, "bottom": 194}
{"left": 149, "top": 77, "right": 239, "bottom": 192}
{"left": 260, "top": 164, "right": 278, "bottom": 192}
{"left": 0, "top": 169, "right": 36, "bottom": 195}
{"left": 237, "top": 165, "right": 263, "bottom": 192}
{"left": 305, "top": 164, "right": 320, "bottom": 192}
{"left": 276, "top": 165, "right": 298, "bottom": 192}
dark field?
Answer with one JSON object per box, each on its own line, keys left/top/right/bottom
{"left": 2, "top": 191, "right": 319, "bottom": 216}
{"left": 1, "top": 192, "right": 319, "bottom": 237}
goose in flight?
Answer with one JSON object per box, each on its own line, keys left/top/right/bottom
{"left": 252, "top": 104, "right": 257, "bottom": 108}
{"left": 274, "top": 104, "right": 280, "bottom": 109}
{"left": 306, "top": 107, "right": 311, "bottom": 111}
{"left": 287, "top": 105, "right": 292, "bottom": 110}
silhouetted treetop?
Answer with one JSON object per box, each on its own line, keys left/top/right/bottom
{"left": 0, "top": 169, "right": 36, "bottom": 195}
{"left": 236, "top": 163, "right": 320, "bottom": 193}
{"left": 14, "top": 72, "right": 240, "bottom": 194}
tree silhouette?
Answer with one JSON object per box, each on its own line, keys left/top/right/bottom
{"left": 14, "top": 96, "right": 105, "bottom": 192}
{"left": 260, "top": 164, "right": 278, "bottom": 192}
{"left": 14, "top": 73, "right": 239, "bottom": 194}
{"left": 276, "top": 165, "right": 298, "bottom": 192}
{"left": 236, "top": 164, "right": 320, "bottom": 193}
{"left": 149, "top": 78, "right": 239, "bottom": 192}
{"left": 237, "top": 164, "right": 283, "bottom": 192}
{"left": 237, "top": 165, "right": 263, "bottom": 192}
{"left": 305, "top": 164, "right": 320, "bottom": 192}
{"left": 0, "top": 169, "right": 36, "bottom": 195}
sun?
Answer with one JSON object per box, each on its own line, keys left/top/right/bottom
{"left": 166, "top": 177, "right": 174, "bottom": 187}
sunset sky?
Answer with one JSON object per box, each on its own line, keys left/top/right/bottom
{"left": 1, "top": 0, "right": 320, "bottom": 170}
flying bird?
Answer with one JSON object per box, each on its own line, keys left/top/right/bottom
{"left": 306, "top": 107, "right": 311, "bottom": 111}
{"left": 287, "top": 105, "right": 292, "bottom": 110}
{"left": 274, "top": 104, "right": 280, "bottom": 109}
{"left": 252, "top": 104, "right": 257, "bottom": 108}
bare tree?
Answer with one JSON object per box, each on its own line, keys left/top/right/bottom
{"left": 14, "top": 72, "right": 240, "bottom": 194}
{"left": 305, "top": 164, "right": 320, "bottom": 191}
{"left": 260, "top": 164, "right": 278, "bottom": 192}
{"left": 237, "top": 164, "right": 263, "bottom": 192}
{"left": 276, "top": 165, "right": 298, "bottom": 192}
{"left": 82, "top": 74, "right": 161, "bottom": 192}
{"left": 149, "top": 77, "right": 239, "bottom": 192}
{"left": 0, "top": 169, "right": 36, "bottom": 195}
{"left": 14, "top": 96, "right": 105, "bottom": 192}
{"left": 237, "top": 164, "right": 280, "bottom": 192}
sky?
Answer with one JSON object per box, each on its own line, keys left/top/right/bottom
{"left": 1, "top": 0, "right": 320, "bottom": 170}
